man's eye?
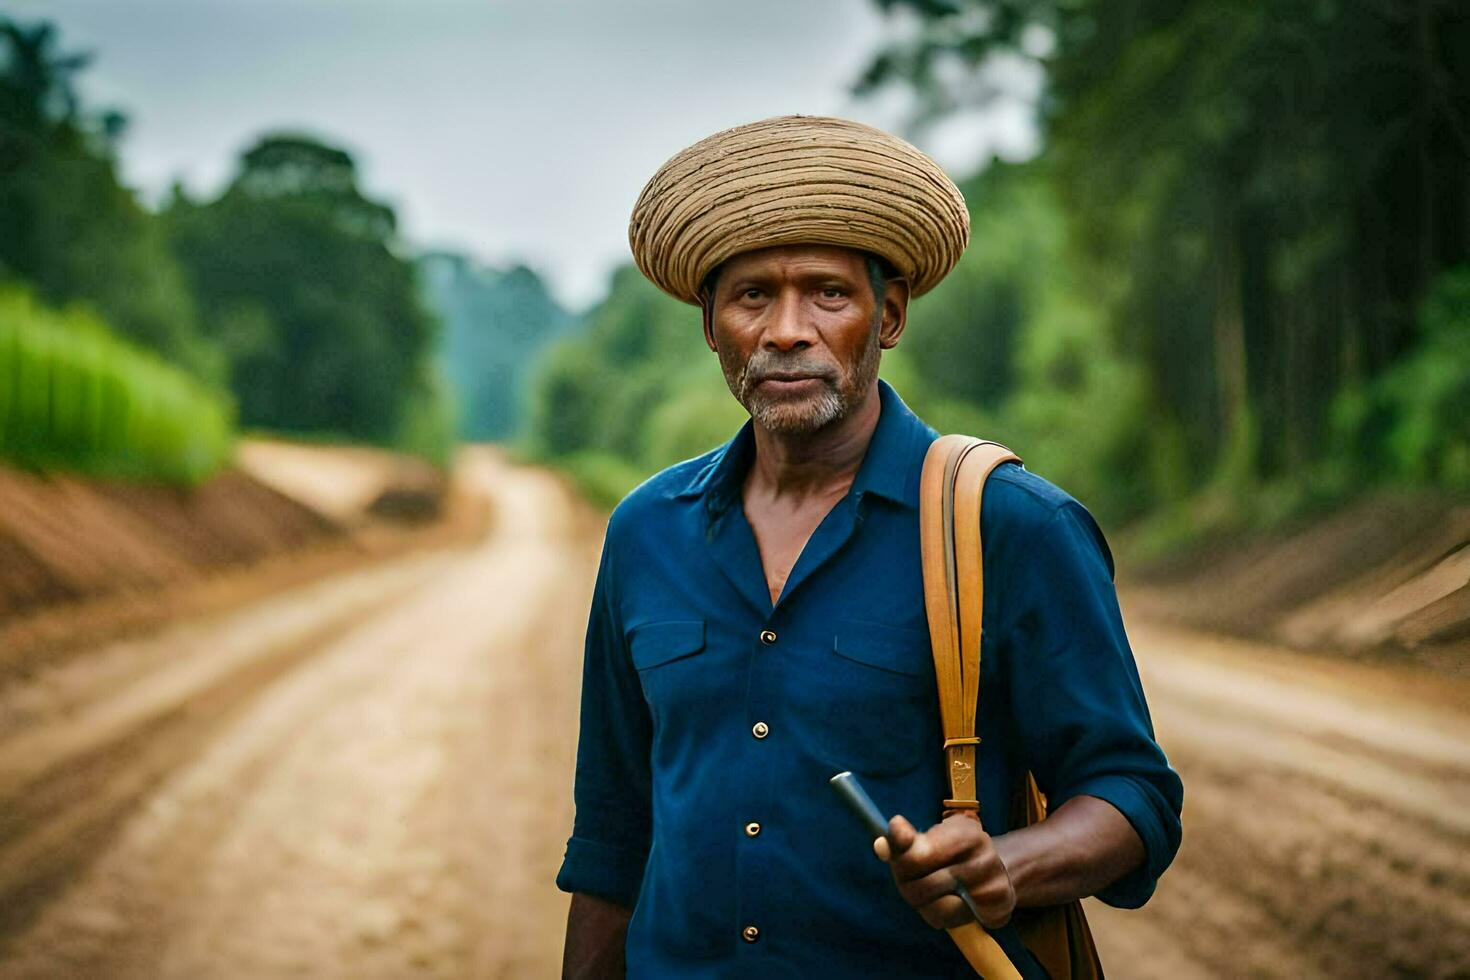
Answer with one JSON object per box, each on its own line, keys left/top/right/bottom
{"left": 743, "top": 288, "right": 763, "bottom": 300}
{"left": 821, "top": 287, "right": 845, "bottom": 299}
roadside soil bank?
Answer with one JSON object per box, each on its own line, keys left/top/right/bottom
{"left": 0, "top": 440, "right": 489, "bottom": 678}
{"left": 235, "top": 439, "right": 449, "bottom": 528}
{"left": 1120, "top": 489, "right": 1470, "bottom": 678}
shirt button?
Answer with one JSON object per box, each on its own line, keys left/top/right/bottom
{"left": 751, "top": 721, "right": 769, "bottom": 739}
{"left": 759, "top": 629, "right": 777, "bottom": 645}
{"left": 742, "top": 925, "right": 760, "bottom": 943}
{"left": 745, "top": 821, "right": 761, "bottom": 837}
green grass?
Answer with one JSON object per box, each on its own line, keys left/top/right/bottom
{"left": 0, "top": 288, "right": 235, "bottom": 484}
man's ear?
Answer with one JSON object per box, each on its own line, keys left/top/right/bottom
{"left": 878, "top": 277, "right": 910, "bottom": 350}
{"left": 700, "top": 295, "right": 718, "bottom": 353}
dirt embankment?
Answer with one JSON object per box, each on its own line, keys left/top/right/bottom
{"left": 1121, "top": 490, "right": 1470, "bottom": 677}
{"left": 0, "top": 466, "right": 337, "bottom": 621}
{"left": 0, "top": 440, "right": 488, "bottom": 675}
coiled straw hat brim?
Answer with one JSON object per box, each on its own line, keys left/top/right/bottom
{"left": 629, "top": 115, "right": 970, "bottom": 306}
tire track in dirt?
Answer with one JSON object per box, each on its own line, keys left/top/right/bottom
{"left": 1089, "top": 619, "right": 1470, "bottom": 979}
{"left": 0, "top": 551, "right": 458, "bottom": 947}
{"left": 0, "top": 451, "right": 592, "bottom": 979}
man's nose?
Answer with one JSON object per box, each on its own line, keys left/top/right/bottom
{"left": 762, "top": 290, "right": 815, "bottom": 351}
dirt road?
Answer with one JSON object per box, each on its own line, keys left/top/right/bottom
{"left": 1085, "top": 620, "right": 1470, "bottom": 978}
{"left": 0, "top": 451, "right": 1465, "bottom": 978}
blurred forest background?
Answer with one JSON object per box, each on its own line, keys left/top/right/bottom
{"left": 525, "top": 0, "right": 1470, "bottom": 558}
{"left": 3, "top": 1, "right": 1468, "bottom": 549}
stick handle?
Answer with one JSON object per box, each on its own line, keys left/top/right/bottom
{"left": 828, "top": 771, "right": 889, "bottom": 839}
{"left": 828, "top": 771, "right": 1025, "bottom": 979}
{"left": 949, "top": 922, "right": 1024, "bottom": 980}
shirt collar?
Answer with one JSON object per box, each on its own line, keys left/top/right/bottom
{"left": 668, "top": 379, "right": 931, "bottom": 512}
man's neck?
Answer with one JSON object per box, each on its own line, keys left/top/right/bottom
{"left": 745, "top": 382, "right": 882, "bottom": 503}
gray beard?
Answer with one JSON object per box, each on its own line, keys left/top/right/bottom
{"left": 748, "top": 382, "right": 844, "bottom": 434}
{"left": 718, "top": 323, "right": 882, "bottom": 436}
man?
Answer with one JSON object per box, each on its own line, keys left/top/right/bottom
{"left": 557, "top": 115, "right": 1183, "bottom": 979}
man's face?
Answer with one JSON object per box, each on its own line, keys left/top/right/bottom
{"left": 703, "top": 244, "right": 907, "bottom": 435}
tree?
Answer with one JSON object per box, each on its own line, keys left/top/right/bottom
{"left": 419, "top": 252, "right": 576, "bottom": 441}
{"left": 524, "top": 264, "right": 745, "bottom": 487}
{"left": 166, "top": 133, "right": 440, "bottom": 441}
{"left": 861, "top": 0, "right": 1470, "bottom": 495}
{"left": 0, "top": 17, "right": 218, "bottom": 381}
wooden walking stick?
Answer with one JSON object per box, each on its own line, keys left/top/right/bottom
{"left": 830, "top": 772, "right": 1023, "bottom": 979}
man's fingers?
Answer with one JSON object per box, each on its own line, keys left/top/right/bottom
{"left": 910, "top": 877, "right": 1013, "bottom": 931}
{"left": 917, "top": 893, "right": 968, "bottom": 930}
{"left": 898, "top": 866, "right": 974, "bottom": 909}
{"left": 880, "top": 814, "right": 1015, "bottom": 929}
{"left": 886, "top": 824, "right": 1016, "bottom": 930}
{"left": 964, "top": 874, "right": 1016, "bottom": 930}
{"left": 887, "top": 814, "right": 982, "bottom": 882}
{"left": 874, "top": 814, "right": 916, "bottom": 863}
{"left": 883, "top": 814, "right": 919, "bottom": 860}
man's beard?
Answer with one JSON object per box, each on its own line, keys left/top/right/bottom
{"left": 718, "top": 323, "right": 882, "bottom": 435}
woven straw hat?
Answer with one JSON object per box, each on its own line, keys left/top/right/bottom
{"left": 629, "top": 115, "right": 970, "bottom": 306}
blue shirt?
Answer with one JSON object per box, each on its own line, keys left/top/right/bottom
{"left": 556, "top": 380, "right": 1183, "bottom": 979}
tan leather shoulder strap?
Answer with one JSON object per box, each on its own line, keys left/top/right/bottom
{"left": 921, "top": 435, "right": 1028, "bottom": 980}
{"left": 925, "top": 436, "right": 1103, "bottom": 980}
{"left": 921, "top": 435, "right": 972, "bottom": 765}
{"left": 920, "top": 436, "right": 1022, "bottom": 819}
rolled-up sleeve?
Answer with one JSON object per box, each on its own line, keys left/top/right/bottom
{"left": 1005, "top": 499, "right": 1183, "bottom": 909}
{"left": 554, "top": 530, "right": 653, "bottom": 909}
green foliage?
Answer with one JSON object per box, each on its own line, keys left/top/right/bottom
{"left": 1, "top": 18, "right": 452, "bottom": 477}
{"left": 418, "top": 253, "right": 577, "bottom": 441}
{"left": 525, "top": 338, "right": 613, "bottom": 461}
{"left": 897, "top": 163, "right": 1157, "bottom": 519}
{"left": 522, "top": 265, "right": 761, "bottom": 502}
{"left": 857, "top": 0, "right": 1470, "bottom": 543}
{"left": 899, "top": 164, "right": 1046, "bottom": 409}
{"left": 394, "top": 362, "right": 458, "bottom": 469}
{"left": 856, "top": 0, "right": 1057, "bottom": 123}
{"left": 1332, "top": 266, "right": 1470, "bottom": 491}
{"left": 0, "top": 17, "right": 221, "bottom": 382}
{"left": 0, "top": 288, "right": 234, "bottom": 483}
{"left": 525, "top": 266, "right": 718, "bottom": 465}
{"left": 543, "top": 450, "right": 651, "bottom": 511}
{"left": 1004, "top": 297, "right": 1154, "bottom": 521}
{"left": 164, "top": 133, "right": 442, "bottom": 445}
{"left": 643, "top": 378, "right": 750, "bottom": 470}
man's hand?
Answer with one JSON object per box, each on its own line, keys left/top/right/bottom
{"left": 873, "top": 813, "right": 1016, "bottom": 931}
{"left": 562, "top": 892, "right": 632, "bottom": 979}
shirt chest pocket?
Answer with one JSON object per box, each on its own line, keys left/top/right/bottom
{"left": 629, "top": 620, "right": 706, "bottom": 669}
{"left": 628, "top": 620, "right": 709, "bottom": 716}
{"left": 798, "top": 621, "right": 939, "bottom": 778}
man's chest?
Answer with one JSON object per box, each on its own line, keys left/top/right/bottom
{"left": 616, "top": 500, "right": 944, "bottom": 779}
{"left": 743, "top": 489, "right": 850, "bottom": 607}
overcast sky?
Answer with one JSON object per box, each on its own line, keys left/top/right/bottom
{"left": 20, "top": 0, "right": 1040, "bottom": 308}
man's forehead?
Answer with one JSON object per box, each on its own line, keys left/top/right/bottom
{"left": 717, "top": 244, "right": 871, "bottom": 279}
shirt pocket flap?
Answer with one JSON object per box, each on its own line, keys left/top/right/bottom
{"left": 629, "top": 620, "right": 707, "bottom": 670}
{"left": 832, "top": 621, "right": 929, "bottom": 678}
